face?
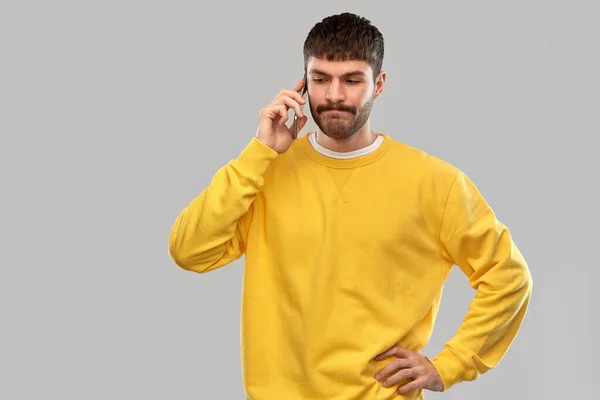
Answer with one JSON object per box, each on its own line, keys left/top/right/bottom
{"left": 305, "top": 57, "right": 385, "bottom": 140}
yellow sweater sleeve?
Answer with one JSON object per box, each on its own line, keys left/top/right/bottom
{"left": 168, "top": 137, "right": 279, "bottom": 273}
{"left": 430, "top": 170, "right": 533, "bottom": 391}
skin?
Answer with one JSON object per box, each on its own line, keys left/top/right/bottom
{"left": 304, "top": 56, "right": 385, "bottom": 152}
{"left": 255, "top": 56, "right": 386, "bottom": 153}
{"left": 374, "top": 345, "right": 444, "bottom": 394}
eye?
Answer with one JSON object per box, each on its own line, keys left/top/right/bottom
{"left": 347, "top": 80, "right": 360, "bottom": 84}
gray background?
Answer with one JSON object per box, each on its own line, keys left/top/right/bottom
{"left": 1, "top": 0, "right": 598, "bottom": 399}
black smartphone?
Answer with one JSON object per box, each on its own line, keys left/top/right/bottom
{"left": 293, "top": 71, "right": 308, "bottom": 139}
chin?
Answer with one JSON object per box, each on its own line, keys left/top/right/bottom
{"left": 320, "top": 128, "right": 356, "bottom": 140}
{"left": 317, "top": 120, "right": 358, "bottom": 139}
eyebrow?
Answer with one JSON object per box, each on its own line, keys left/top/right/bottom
{"left": 309, "top": 68, "right": 366, "bottom": 78}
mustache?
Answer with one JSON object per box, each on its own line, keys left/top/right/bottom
{"left": 316, "top": 103, "right": 356, "bottom": 114}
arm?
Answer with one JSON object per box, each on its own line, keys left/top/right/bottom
{"left": 430, "top": 170, "right": 533, "bottom": 391}
{"left": 168, "top": 137, "right": 279, "bottom": 273}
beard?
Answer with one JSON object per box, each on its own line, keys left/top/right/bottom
{"left": 309, "top": 92, "right": 375, "bottom": 140}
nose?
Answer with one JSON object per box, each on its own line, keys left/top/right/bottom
{"left": 325, "top": 80, "right": 345, "bottom": 104}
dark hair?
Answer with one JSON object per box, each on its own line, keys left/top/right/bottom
{"left": 303, "top": 12, "right": 385, "bottom": 80}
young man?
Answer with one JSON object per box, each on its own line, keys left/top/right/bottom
{"left": 168, "top": 12, "right": 533, "bottom": 400}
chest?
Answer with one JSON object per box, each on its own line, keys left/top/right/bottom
{"left": 258, "top": 166, "right": 439, "bottom": 259}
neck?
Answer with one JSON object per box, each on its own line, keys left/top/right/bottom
{"left": 315, "top": 123, "right": 377, "bottom": 152}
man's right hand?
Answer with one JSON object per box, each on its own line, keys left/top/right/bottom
{"left": 255, "top": 78, "right": 308, "bottom": 154}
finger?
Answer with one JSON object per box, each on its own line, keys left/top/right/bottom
{"left": 374, "top": 346, "right": 396, "bottom": 360}
{"left": 275, "top": 90, "right": 307, "bottom": 109}
{"left": 375, "top": 345, "right": 412, "bottom": 360}
{"left": 276, "top": 96, "right": 304, "bottom": 118}
{"left": 393, "top": 346, "right": 414, "bottom": 358}
{"left": 381, "top": 367, "right": 419, "bottom": 388}
{"left": 396, "top": 376, "right": 427, "bottom": 395}
{"left": 297, "top": 115, "right": 308, "bottom": 131}
{"left": 261, "top": 104, "right": 288, "bottom": 125}
{"left": 277, "top": 79, "right": 307, "bottom": 101}
{"left": 292, "top": 78, "right": 304, "bottom": 93}
{"left": 375, "top": 358, "right": 413, "bottom": 381}
{"left": 276, "top": 105, "right": 289, "bottom": 126}
{"left": 390, "top": 345, "right": 414, "bottom": 359}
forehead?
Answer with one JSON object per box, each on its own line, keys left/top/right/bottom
{"left": 306, "top": 57, "right": 372, "bottom": 77}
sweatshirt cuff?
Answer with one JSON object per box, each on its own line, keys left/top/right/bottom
{"left": 230, "top": 137, "right": 279, "bottom": 179}
{"left": 429, "top": 346, "right": 470, "bottom": 392}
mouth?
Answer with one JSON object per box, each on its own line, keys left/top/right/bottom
{"left": 322, "top": 109, "right": 350, "bottom": 115}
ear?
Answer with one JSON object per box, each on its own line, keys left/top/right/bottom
{"left": 374, "top": 71, "right": 386, "bottom": 99}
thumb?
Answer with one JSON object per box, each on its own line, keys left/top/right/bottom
{"left": 297, "top": 115, "right": 309, "bottom": 132}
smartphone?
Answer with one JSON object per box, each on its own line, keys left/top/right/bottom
{"left": 293, "top": 71, "right": 308, "bottom": 139}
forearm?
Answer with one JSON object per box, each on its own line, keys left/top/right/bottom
{"left": 168, "top": 137, "right": 278, "bottom": 272}
{"left": 431, "top": 226, "right": 532, "bottom": 390}
{"left": 432, "top": 169, "right": 533, "bottom": 390}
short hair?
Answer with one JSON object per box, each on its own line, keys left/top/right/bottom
{"left": 303, "top": 12, "right": 385, "bottom": 80}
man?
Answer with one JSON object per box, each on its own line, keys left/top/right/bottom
{"left": 168, "top": 12, "right": 532, "bottom": 400}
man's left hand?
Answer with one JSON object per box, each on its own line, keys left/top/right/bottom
{"left": 373, "top": 345, "right": 444, "bottom": 395}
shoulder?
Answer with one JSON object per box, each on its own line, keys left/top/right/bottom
{"left": 384, "top": 134, "right": 460, "bottom": 184}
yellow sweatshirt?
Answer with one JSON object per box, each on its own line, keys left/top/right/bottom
{"left": 168, "top": 132, "right": 532, "bottom": 400}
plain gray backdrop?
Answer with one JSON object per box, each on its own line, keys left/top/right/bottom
{"left": 1, "top": 0, "right": 598, "bottom": 399}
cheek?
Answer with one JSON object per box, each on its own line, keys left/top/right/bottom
{"left": 358, "top": 88, "right": 375, "bottom": 104}
{"left": 306, "top": 92, "right": 317, "bottom": 105}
